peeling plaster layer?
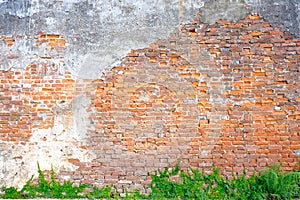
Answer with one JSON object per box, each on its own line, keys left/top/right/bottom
{"left": 256, "top": 0, "right": 300, "bottom": 37}
{"left": 199, "top": 0, "right": 249, "bottom": 24}
{"left": 199, "top": 0, "right": 300, "bottom": 39}
{"left": 1, "top": 0, "right": 299, "bottom": 79}
{"left": 0, "top": 103, "right": 96, "bottom": 188}
{"left": 0, "top": 0, "right": 205, "bottom": 79}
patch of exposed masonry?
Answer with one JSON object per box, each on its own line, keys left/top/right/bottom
{"left": 0, "top": 0, "right": 299, "bottom": 79}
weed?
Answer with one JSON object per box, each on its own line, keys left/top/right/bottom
{"left": 257, "top": 164, "right": 300, "bottom": 199}
{"left": 0, "top": 162, "right": 299, "bottom": 199}
{"left": 1, "top": 162, "right": 113, "bottom": 199}
{"left": 147, "top": 163, "right": 299, "bottom": 200}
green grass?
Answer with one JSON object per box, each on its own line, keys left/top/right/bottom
{"left": 146, "top": 162, "right": 300, "bottom": 200}
{"left": 1, "top": 162, "right": 299, "bottom": 199}
{"left": 0, "top": 163, "right": 113, "bottom": 199}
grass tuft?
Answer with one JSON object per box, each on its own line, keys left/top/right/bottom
{"left": 0, "top": 161, "right": 299, "bottom": 199}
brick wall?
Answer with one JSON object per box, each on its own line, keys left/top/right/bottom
{"left": 0, "top": 13, "right": 299, "bottom": 193}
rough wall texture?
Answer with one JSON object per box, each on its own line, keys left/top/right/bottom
{"left": 0, "top": 0, "right": 205, "bottom": 79}
{"left": 0, "top": 0, "right": 299, "bottom": 194}
{"left": 0, "top": 0, "right": 299, "bottom": 78}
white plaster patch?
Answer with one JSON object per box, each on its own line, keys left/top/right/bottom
{"left": 201, "top": 150, "right": 210, "bottom": 156}
{"left": 45, "top": 17, "right": 57, "bottom": 26}
{"left": 292, "top": 149, "right": 300, "bottom": 156}
{"left": 0, "top": 101, "right": 96, "bottom": 189}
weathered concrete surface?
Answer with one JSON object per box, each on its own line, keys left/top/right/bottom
{"left": 199, "top": 0, "right": 249, "bottom": 24}
{"left": 0, "top": 0, "right": 205, "bottom": 79}
{"left": 0, "top": 0, "right": 299, "bottom": 79}
{"left": 200, "top": 0, "right": 300, "bottom": 38}
{"left": 256, "top": 0, "right": 300, "bottom": 38}
{"left": 0, "top": 114, "right": 96, "bottom": 188}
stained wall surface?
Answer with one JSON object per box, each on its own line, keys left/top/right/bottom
{"left": 0, "top": 0, "right": 299, "bottom": 192}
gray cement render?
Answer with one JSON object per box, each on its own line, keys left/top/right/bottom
{"left": 0, "top": 0, "right": 206, "bottom": 79}
{"left": 0, "top": 0, "right": 299, "bottom": 79}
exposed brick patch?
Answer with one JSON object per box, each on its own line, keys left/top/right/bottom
{"left": 0, "top": 68, "right": 74, "bottom": 141}
{"left": 89, "top": 13, "right": 299, "bottom": 188}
